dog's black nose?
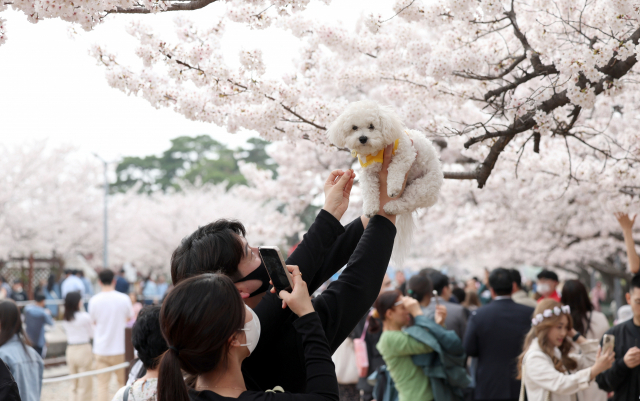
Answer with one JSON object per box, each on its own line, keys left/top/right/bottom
{"left": 359, "top": 136, "right": 368, "bottom": 144}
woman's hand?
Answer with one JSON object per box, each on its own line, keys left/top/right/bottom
{"left": 322, "top": 169, "right": 355, "bottom": 221}
{"left": 615, "top": 212, "right": 637, "bottom": 232}
{"left": 402, "top": 296, "right": 423, "bottom": 317}
{"left": 434, "top": 305, "right": 447, "bottom": 327}
{"left": 277, "top": 265, "right": 315, "bottom": 317}
{"left": 590, "top": 346, "right": 615, "bottom": 380}
{"left": 568, "top": 329, "right": 585, "bottom": 344}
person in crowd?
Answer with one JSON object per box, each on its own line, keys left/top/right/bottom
{"left": 0, "top": 276, "right": 11, "bottom": 299}
{"left": 461, "top": 290, "right": 481, "bottom": 311}
{"left": 510, "top": 269, "right": 537, "bottom": 308}
{"left": 519, "top": 299, "right": 614, "bottom": 401}
{"left": 43, "top": 274, "right": 60, "bottom": 317}
{"left": 559, "top": 279, "right": 609, "bottom": 401}
{"left": 61, "top": 270, "right": 85, "bottom": 299}
{"left": 451, "top": 287, "right": 466, "bottom": 306}
{"left": 595, "top": 273, "right": 640, "bottom": 400}
{"left": 62, "top": 291, "right": 94, "bottom": 401}
{"left": 88, "top": 269, "right": 133, "bottom": 401}
{"left": 0, "top": 357, "right": 21, "bottom": 401}
{"left": 536, "top": 270, "right": 561, "bottom": 303}
{"left": 615, "top": 212, "right": 639, "bottom": 273}
{"left": 77, "top": 271, "right": 94, "bottom": 311}
{"left": 142, "top": 275, "right": 158, "bottom": 305}
{"left": 463, "top": 268, "right": 534, "bottom": 401}
{"left": 351, "top": 274, "right": 392, "bottom": 401}
{"left": 590, "top": 281, "right": 606, "bottom": 312}
{"left": 9, "top": 281, "right": 27, "bottom": 303}
{"left": 421, "top": 270, "right": 467, "bottom": 340}
{"left": 115, "top": 268, "right": 130, "bottom": 294}
{"left": 23, "top": 293, "right": 53, "bottom": 357}
{"left": 170, "top": 147, "right": 402, "bottom": 393}
{"left": 157, "top": 270, "right": 339, "bottom": 401}
{"left": 394, "top": 271, "right": 406, "bottom": 296}
{"left": 0, "top": 300, "right": 44, "bottom": 401}
{"left": 156, "top": 274, "right": 169, "bottom": 298}
{"left": 112, "top": 305, "right": 167, "bottom": 401}
{"left": 615, "top": 304, "right": 633, "bottom": 325}
{"left": 127, "top": 292, "right": 144, "bottom": 327}
{"left": 374, "top": 290, "right": 453, "bottom": 401}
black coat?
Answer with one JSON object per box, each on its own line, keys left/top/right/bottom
{"left": 242, "top": 211, "right": 396, "bottom": 393}
{"left": 595, "top": 318, "right": 640, "bottom": 401}
{"left": 463, "top": 298, "right": 534, "bottom": 400}
{"left": 0, "top": 358, "right": 20, "bottom": 401}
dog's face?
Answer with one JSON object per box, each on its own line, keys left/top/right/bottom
{"left": 327, "top": 101, "right": 405, "bottom": 156}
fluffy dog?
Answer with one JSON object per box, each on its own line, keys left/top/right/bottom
{"left": 327, "top": 101, "right": 443, "bottom": 264}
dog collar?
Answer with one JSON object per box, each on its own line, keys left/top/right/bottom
{"left": 353, "top": 139, "right": 400, "bottom": 168}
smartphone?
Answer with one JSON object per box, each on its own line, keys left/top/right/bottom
{"left": 258, "top": 246, "right": 294, "bottom": 297}
{"left": 602, "top": 334, "right": 615, "bottom": 353}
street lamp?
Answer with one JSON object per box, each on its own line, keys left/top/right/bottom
{"left": 93, "top": 153, "right": 109, "bottom": 269}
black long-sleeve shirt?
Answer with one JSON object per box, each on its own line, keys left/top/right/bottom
{"left": 595, "top": 318, "right": 640, "bottom": 400}
{"left": 242, "top": 212, "right": 396, "bottom": 393}
{"left": 190, "top": 312, "right": 339, "bottom": 401}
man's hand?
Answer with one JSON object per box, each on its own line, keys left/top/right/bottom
{"left": 623, "top": 346, "right": 640, "bottom": 369}
{"left": 615, "top": 212, "right": 637, "bottom": 232}
{"left": 322, "top": 169, "right": 354, "bottom": 221}
{"left": 434, "top": 305, "right": 447, "bottom": 327}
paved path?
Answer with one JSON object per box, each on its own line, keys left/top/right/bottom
{"left": 42, "top": 364, "right": 123, "bottom": 401}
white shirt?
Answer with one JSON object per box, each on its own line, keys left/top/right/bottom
{"left": 61, "top": 275, "right": 85, "bottom": 298}
{"left": 88, "top": 290, "right": 133, "bottom": 356}
{"left": 61, "top": 311, "right": 93, "bottom": 344}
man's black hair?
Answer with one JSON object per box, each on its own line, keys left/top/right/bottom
{"left": 132, "top": 306, "right": 168, "bottom": 369}
{"left": 34, "top": 293, "right": 46, "bottom": 303}
{"left": 536, "top": 269, "right": 559, "bottom": 282}
{"left": 630, "top": 273, "right": 640, "bottom": 293}
{"left": 509, "top": 269, "right": 523, "bottom": 289}
{"left": 98, "top": 269, "right": 115, "bottom": 285}
{"left": 427, "top": 271, "right": 449, "bottom": 296}
{"left": 489, "top": 268, "right": 513, "bottom": 296}
{"left": 452, "top": 287, "right": 466, "bottom": 303}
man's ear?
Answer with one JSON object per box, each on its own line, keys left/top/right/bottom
{"left": 626, "top": 292, "right": 632, "bottom": 305}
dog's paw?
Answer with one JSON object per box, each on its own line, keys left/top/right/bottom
{"left": 383, "top": 201, "right": 400, "bottom": 215}
{"left": 387, "top": 185, "right": 403, "bottom": 199}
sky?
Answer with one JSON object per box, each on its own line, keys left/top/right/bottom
{"left": 0, "top": 1, "right": 390, "bottom": 161}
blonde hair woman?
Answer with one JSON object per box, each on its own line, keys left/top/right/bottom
{"left": 518, "top": 299, "right": 614, "bottom": 401}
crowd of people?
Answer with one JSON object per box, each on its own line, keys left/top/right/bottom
{"left": 0, "top": 148, "right": 637, "bottom": 401}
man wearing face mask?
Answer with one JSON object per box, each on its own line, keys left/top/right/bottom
{"left": 536, "top": 270, "right": 561, "bottom": 303}
{"left": 171, "top": 146, "right": 406, "bottom": 393}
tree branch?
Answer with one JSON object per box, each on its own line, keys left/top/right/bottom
{"left": 111, "top": 0, "right": 219, "bottom": 14}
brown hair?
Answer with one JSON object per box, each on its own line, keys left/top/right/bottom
{"left": 517, "top": 299, "right": 577, "bottom": 379}
{"left": 157, "top": 273, "right": 245, "bottom": 401}
{"left": 369, "top": 290, "right": 401, "bottom": 333}
{"left": 462, "top": 290, "right": 481, "bottom": 308}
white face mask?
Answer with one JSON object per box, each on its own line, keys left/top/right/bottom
{"left": 240, "top": 305, "right": 261, "bottom": 354}
{"left": 537, "top": 283, "right": 550, "bottom": 295}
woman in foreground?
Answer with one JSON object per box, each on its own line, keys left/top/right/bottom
{"left": 157, "top": 268, "right": 338, "bottom": 401}
{"left": 518, "top": 299, "right": 614, "bottom": 401}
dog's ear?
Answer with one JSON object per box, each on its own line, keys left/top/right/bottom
{"left": 327, "top": 112, "right": 348, "bottom": 147}
{"left": 378, "top": 105, "right": 405, "bottom": 143}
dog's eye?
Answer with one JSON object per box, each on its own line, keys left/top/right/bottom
{"left": 352, "top": 126, "right": 358, "bottom": 131}
{"left": 369, "top": 124, "right": 374, "bottom": 130}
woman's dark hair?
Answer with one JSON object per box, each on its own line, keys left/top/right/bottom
{"left": 132, "top": 306, "right": 167, "bottom": 370}
{"left": 170, "top": 220, "right": 247, "bottom": 285}
{"left": 47, "top": 274, "right": 56, "bottom": 293}
{"left": 0, "top": 300, "right": 32, "bottom": 356}
{"left": 368, "top": 290, "right": 402, "bottom": 333}
{"left": 561, "top": 280, "right": 594, "bottom": 335}
{"left": 407, "top": 275, "right": 433, "bottom": 303}
{"left": 64, "top": 291, "right": 82, "bottom": 321}
{"left": 157, "top": 273, "right": 245, "bottom": 401}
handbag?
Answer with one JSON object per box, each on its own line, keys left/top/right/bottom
{"left": 353, "top": 318, "right": 370, "bottom": 378}
{"left": 332, "top": 337, "right": 359, "bottom": 384}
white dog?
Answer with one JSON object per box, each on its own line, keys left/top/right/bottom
{"left": 327, "top": 100, "right": 443, "bottom": 264}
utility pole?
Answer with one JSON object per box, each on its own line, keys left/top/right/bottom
{"left": 93, "top": 154, "right": 109, "bottom": 269}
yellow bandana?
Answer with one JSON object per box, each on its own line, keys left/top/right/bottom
{"left": 353, "top": 139, "right": 400, "bottom": 168}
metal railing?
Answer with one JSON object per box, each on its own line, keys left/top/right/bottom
{"left": 43, "top": 362, "right": 130, "bottom": 384}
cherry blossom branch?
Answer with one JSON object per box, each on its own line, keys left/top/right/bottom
{"left": 110, "top": 0, "right": 220, "bottom": 14}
